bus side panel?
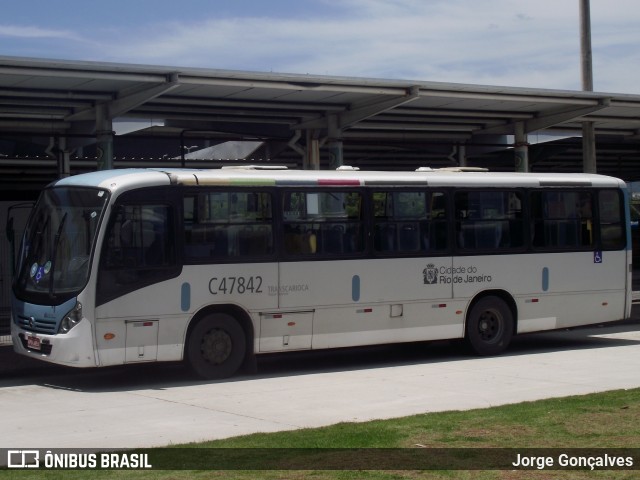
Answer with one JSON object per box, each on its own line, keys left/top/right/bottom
{"left": 518, "top": 291, "right": 627, "bottom": 333}
{"left": 534, "top": 250, "right": 627, "bottom": 329}
{"left": 95, "top": 277, "right": 192, "bottom": 366}
{"left": 311, "top": 301, "right": 466, "bottom": 350}
{"left": 624, "top": 249, "right": 633, "bottom": 318}
{"left": 94, "top": 263, "right": 278, "bottom": 365}
{"left": 279, "top": 258, "right": 453, "bottom": 308}
{"left": 279, "top": 257, "right": 459, "bottom": 349}
{"left": 451, "top": 252, "right": 627, "bottom": 334}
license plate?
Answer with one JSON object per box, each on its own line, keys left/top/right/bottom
{"left": 27, "top": 335, "right": 41, "bottom": 351}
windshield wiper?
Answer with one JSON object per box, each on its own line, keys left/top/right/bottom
{"left": 49, "top": 212, "right": 68, "bottom": 299}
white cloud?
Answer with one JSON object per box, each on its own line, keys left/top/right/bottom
{"left": 5, "top": 0, "right": 640, "bottom": 94}
{"left": 0, "top": 24, "right": 80, "bottom": 40}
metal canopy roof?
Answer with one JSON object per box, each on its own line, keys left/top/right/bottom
{"left": 2, "top": 55, "right": 640, "bottom": 192}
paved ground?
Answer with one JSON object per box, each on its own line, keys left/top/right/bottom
{"left": 1, "top": 313, "right": 639, "bottom": 451}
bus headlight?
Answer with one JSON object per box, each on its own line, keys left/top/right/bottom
{"left": 58, "top": 302, "right": 83, "bottom": 334}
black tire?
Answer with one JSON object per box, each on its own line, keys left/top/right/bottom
{"left": 465, "top": 296, "right": 514, "bottom": 356}
{"left": 186, "top": 313, "right": 246, "bottom": 379}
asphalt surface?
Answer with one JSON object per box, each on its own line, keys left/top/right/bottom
{"left": 1, "top": 314, "right": 639, "bottom": 450}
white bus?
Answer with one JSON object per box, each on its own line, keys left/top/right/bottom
{"left": 11, "top": 167, "right": 632, "bottom": 379}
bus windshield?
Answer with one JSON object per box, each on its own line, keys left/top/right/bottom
{"left": 14, "top": 187, "right": 108, "bottom": 305}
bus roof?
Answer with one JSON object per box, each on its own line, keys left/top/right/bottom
{"left": 52, "top": 167, "right": 627, "bottom": 195}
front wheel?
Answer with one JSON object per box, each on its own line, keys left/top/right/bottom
{"left": 186, "top": 313, "right": 246, "bottom": 379}
{"left": 465, "top": 296, "right": 514, "bottom": 356}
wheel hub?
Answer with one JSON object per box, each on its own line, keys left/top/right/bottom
{"left": 201, "top": 328, "right": 232, "bottom": 364}
{"left": 478, "top": 311, "right": 500, "bottom": 341}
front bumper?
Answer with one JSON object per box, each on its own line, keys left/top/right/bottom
{"left": 11, "top": 319, "right": 97, "bottom": 367}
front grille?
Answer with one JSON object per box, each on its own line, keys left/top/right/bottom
{"left": 17, "top": 315, "right": 57, "bottom": 334}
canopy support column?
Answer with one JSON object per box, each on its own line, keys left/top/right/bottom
{"left": 582, "top": 122, "right": 597, "bottom": 173}
{"left": 327, "top": 115, "right": 343, "bottom": 170}
{"left": 46, "top": 136, "right": 72, "bottom": 178}
{"left": 514, "top": 122, "right": 529, "bottom": 172}
{"left": 458, "top": 145, "right": 467, "bottom": 167}
{"left": 96, "top": 103, "right": 114, "bottom": 170}
{"left": 580, "top": 0, "right": 597, "bottom": 173}
{"left": 304, "top": 130, "right": 321, "bottom": 170}
{"left": 58, "top": 137, "right": 71, "bottom": 178}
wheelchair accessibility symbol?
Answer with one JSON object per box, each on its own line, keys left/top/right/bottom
{"left": 594, "top": 251, "right": 603, "bottom": 263}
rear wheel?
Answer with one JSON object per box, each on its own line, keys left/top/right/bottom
{"left": 186, "top": 313, "right": 246, "bottom": 379}
{"left": 465, "top": 296, "right": 514, "bottom": 356}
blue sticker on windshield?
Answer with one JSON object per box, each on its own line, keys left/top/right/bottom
{"left": 35, "top": 266, "right": 45, "bottom": 283}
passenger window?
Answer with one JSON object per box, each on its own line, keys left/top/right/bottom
{"left": 455, "top": 191, "right": 524, "bottom": 251}
{"left": 183, "top": 191, "right": 273, "bottom": 262}
{"left": 531, "top": 191, "right": 593, "bottom": 250}
{"left": 283, "top": 190, "right": 364, "bottom": 256}
{"left": 103, "top": 205, "right": 174, "bottom": 268}
{"left": 373, "top": 190, "right": 448, "bottom": 254}
{"left": 599, "top": 190, "right": 625, "bottom": 250}
{"left": 97, "top": 203, "right": 177, "bottom": 305}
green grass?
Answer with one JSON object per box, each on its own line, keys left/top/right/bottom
{"left": 3, "top": 388, "right": 640, "bottom": 479}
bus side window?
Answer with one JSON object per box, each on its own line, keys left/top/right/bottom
{"left": 599, "top": 189, "right": 625, "bottom": 250}
{"left": 97, "top": 204, "right": 177, "bottom": 306}
{"left": 455, "top": 191, "right": 523, "bottom": 251}
{"left": 103, "top": 205, "right": 173, "bottom": 268}
{"left": 373, "top": 190, "right": 448, "bottom": 255}
{"left": 183, "top": 191, "right": 274, "bottom": 262}
{"left": 283, "top": 190, "right": 364, "bottom": 257}
{"left": 428, "top": 192, "right": 449, "bottom": 251}
{"left": 531, "top": 191, "right": 594, "bottom": 250}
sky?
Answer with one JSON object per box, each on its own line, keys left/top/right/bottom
{"left": 1, "top": 0, "right": 640, "bottom": 94}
